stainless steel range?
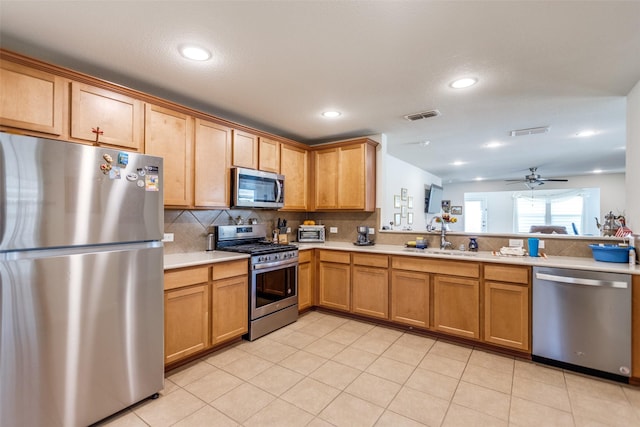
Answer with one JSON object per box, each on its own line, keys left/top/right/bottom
{"left": 215, "top": 224, "right": 298, "bottom": 340}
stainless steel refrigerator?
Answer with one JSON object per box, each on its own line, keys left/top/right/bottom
{"left": 1, "top": 133, "right": 164, "bottom": 426}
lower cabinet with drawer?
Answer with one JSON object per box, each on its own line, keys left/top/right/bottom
{"left": 298, "top": 250, "right": 314, "bottom": 311}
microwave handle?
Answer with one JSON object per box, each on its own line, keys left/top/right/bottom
{"left": 275, "top": 179, "right": 283, "bottom": 203}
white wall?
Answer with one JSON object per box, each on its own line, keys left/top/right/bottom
{"left": 381, "top": 153, "right": 441, "bottom": 231}
{"left": 627, "top": 80, "right": 640, "bottom": 232}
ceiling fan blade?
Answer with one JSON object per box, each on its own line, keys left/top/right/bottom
{"left": 504, "top": 179, "right": 525, "bottom": 182}
{"left": 538, "top": 178, "right": 568, "bottom": 182}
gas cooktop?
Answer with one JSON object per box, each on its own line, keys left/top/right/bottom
{"left": 218, "top": 242, "right": 298, "bottom": 255}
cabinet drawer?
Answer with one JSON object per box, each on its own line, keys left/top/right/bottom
{"left": 212, "top": 259, "right": 248, "bottom": 280}
{"left": 391, "top": 256, "right": 479, "bottom": 278}
{"left": 352, "top": 253, "right": 388, "bottom": 268}
{"left": 484, "top": 264, "right": 529, "bottom": 285}
{"left": 299, "top": 249, "right": 313, "bottom": 263}
{"left": 319, "top": 250, "right": 351, "bottom": 264}
{"left": 165, "top": 266, "right": 209, "bottom": 290}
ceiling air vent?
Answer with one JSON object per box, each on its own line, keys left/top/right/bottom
{"left": 510, "top": 126, "right": 550, "bottom": 137}
{"left": 404, "top": 109, "right": 440, "bottom": 121}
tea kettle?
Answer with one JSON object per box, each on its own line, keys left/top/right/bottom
{"left": 595, "top": 211, "right": 625, "bottom": 236}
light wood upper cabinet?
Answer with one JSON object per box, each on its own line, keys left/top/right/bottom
{"left": 0, "top": 60, "right": 65, "bottom": 136}
{"left": 483, "top": 264, "right": 530, "bottom": 351}
{"left": 232, "top": 129, "right": 258, "bottom": 169}
{"left": 194, "top": 119, "right": 231, "bottom": 207}
{"left": 145, "top": 104, "right": 193, "bottom": 207}
{"left": 433, "top": 275, "right": 480, "bottom": 340}
{"left": 69, "top": 82, "right": 143, "bottom": 151}
{"left": 258, "top": 137, "right": 280, "bottom": 172}
{"left": 280, "top": 144, "right": 309, "bottom": 211}
{"left": 313, "top": 138, "right": 377, "bottom": 211}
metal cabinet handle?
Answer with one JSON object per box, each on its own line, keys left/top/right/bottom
{"left": 535, "top": 272, "right": 628, "bottom": 288}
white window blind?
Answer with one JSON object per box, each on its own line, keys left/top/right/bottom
{"left": 515, "top": 193, "right": 584, "bottom": 233}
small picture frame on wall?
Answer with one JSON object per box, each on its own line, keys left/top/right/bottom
{"left": 441, "top": 199, "right": 451, "bottom": 213}
{"left": 394, "top": 195, "right": 401, "bottom": 208}
{"left": 407, "top": 196, "right": 413, "bottom": 209}
{"left": 394, "top": 213, "right": 401, "bottom": 226}
{"left": 408, "top": 212, "right": 414, "bottom": 225}
{"left": 401, "top": 188, "right": 408, "bottom": 201}
{"left": 401, "top": 206, "right": 407, "bottom": 218}
{"left": 451, "top": 206, "right": 462, "bottom": 215}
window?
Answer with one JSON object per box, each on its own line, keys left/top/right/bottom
{"left": 515, "top": 194, "right": 585, "bottom": 233}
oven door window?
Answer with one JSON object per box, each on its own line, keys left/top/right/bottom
{"left": 254, "top": 264, "right": 297, "bottom": 309}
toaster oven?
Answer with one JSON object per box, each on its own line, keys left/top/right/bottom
{"left": 297, "top": 225, "right": 325, "bottom": 243}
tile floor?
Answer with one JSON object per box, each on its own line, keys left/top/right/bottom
{"left": 99, "top": 311, "right": 640, "bottom": 427}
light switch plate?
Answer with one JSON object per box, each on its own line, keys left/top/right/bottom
{"left": 368, "top": 228, "right": 375, "bottom": 235}
{"left": 539, "top": 240, "right": 545, "bottom": 249}
{"left": 163, "top": 233, "right": 174, "bottom": 242}
{"left": 509, "top": 239, "right": 523, "bottom": 247}
{"left": 330, "top": 227, "right": 338, "bottom": 233}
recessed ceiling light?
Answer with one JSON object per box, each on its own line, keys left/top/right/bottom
{"left": 179, "top": 45, "right": 211, "bottom": 61}
{"left": 576, "top": 130, "right": 596, "bottom": 137}
{"left": 592, "top": 169, "right": 603, "bottom": 174}
{"left": 485, "top": 141, "right": 501, "bottom": 148}
{"left": 419, "top": 140, "right": 431, "bottom": 147}
{"left": 474, "top": 177, "right": 484, "bottom": 181}
{"left": 452, "top": 160, "right": 466, "bottom": 166}
{"left": 322, "top": 111, "right": 341, "bottom": 118}
{"left": 450, "top": 77, "right": 478, "bottom": 89}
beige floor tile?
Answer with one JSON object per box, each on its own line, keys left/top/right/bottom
{"left": 204, "top": 346, "right": 247, "bottom": 368}
{"left": 307, "top": 417, "right": 336, "bottom": 427}
{"left": 297, "top": 319, "right": 342, "bottom": 337}
{"left": 171, "top": 405, "right": 239, "bottom": 427}
{"left": 210, "top": 382, "right": 275, "bottom": 423}
{"left": 388, "top": 386, "right": 450, "bottom": 426}
{"left": 183, "top": 368, "right": 243, "bottom": 402}
{"left": 429, "top": 340, "right": 472, "bottom": 363}
{"left": 565, "top": 372, "right": 628, "bottom": 402}
{"left": 280, "top": 350, "right": 328, "bottom": 375}
{"left": 323, "top": 327, "right": 364, "bottom": 345}
{"left": 319, "top": 393, "right": 385, "bottom": 427}
{"left": 280, "top": 377, "right": 341, "bottom": 415}
{"left": 511, "top": 375, "right": 571, "bottom": 412}
{"left": 374, "top": 410, "right": 426, "bottom": 427}
{"left": 310, "top": 360, "right": 362, "bottom": 390}
{"left": 304, "top": 337, "right": 347, "bottom": 358}
{"left": 219, "top": 352, "right": 274, "bottom": 380}
{"left": 159, "top": 378, "right": 179, "bottom": 396}
{"left": 419, "top": 352, "right": 467, "bottom": 379}
{"left": 338, "top": 319, "right": 376, "bottom": 335}
{"left": 243, "top": 398, "right": 315, "bottom": 427}
{"left": 134, "top": 388, "right": 205, "bottom": 427}
{"left": 243, "top": 339, "right": 298, "bottom": 363}
{"left": 509, "top": 396, "right": 574, "bottom": 427}
{"left": 395, "top": 332, "right": 436, "bottom": 352}
{"left": 513, "top": 359, "right": 566, "bottom": 388}
{"left": 452, "top": 381, "right": 511, "bottom": 421}
{"left": 461, "top": 363, "right": 513, "bottom": 394}
{"left": 366, "top": 356, "right": 416, "bottom": 384}
{"left": 382, "top": 342, "right": 428, "bottom": 366}
{"left": 405, "top": 367, "right": 459, "bottom": 401}
{"left": 272, "top": 330, "right": 319, "bottom": 349}
{"left": 345, "top": 372, "right": 402, "bottom": 407}
{"left": 366, "top": 325, "right": 404, "bottom": 341}
{"left": 441, "top": 403, "right": 508, "bottom": 427}
{"left": 351, "top": 335, "right": 395, "bottom": 355}
{"left": 568, "top": 388, "right": 640, "bottom": 426}
{"left": 167, "top": 361, "right": 217, "bottom": 387}
{"left": 573, "top": 415, "right": 622, "bottom": 427}
{"left": 97, "top": 410, "right": 148, "bottom": 427}
{"left": 248, "top": 364, "right": 304, "bottom": 396}
{"left": 623, "top": 385, "right": 640, "bottom": 410}
{"left": 332, "top": 346, "right": 379, "bottom": 370}
{"left": 467, "top": 349, "right": 514, "bottom": 374}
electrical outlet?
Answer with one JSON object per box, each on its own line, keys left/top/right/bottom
{"left": 509, "top": 239, "right": 523, "bottom": 247}
{"left": 368, "top": 228, "right": 375, "bottom": 235}
{"left": 539, "top": 240, "right": 545, "bottom": 249}
{"left": 163, "top": 233, "right": 174, "bottom": 242}
{"left": 330, "top": 227, "right": 338, "bottom": 233}
{"left": 286, "top": 227, "right": 291, "bottom": 233}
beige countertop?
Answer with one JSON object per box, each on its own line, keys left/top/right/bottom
{"left": 164, "top": 242, "right": 639, "bottom": 275}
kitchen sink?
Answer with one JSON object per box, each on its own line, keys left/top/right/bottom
{"left": 402, "top": 248, "right": 478, "bottom": 257}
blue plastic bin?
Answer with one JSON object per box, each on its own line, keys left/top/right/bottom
{"left": 588, "top": 244, "right": 630, "bottom": 263}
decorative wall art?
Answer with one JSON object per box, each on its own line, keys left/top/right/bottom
{"left": 408, "top": 196, "right": 413, "bottom": 209}
{"left": 401, "top": 188, "right": 408, "bottom": 200}
{"left": 451, "top": 206, "right": 462, "bottom": 215}
{"left": 394, "top": 213, "right": 401, "bottom": 226}
{"left": 394, "top": 195, "right": 401, "bottom": 208}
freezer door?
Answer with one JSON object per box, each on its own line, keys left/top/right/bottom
{"left": 0, "top": 242, "right": 164, "bottom": 427}
{"left": 0, "top": 133, "right": 163, "bottom": 251}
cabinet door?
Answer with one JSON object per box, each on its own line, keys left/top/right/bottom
{"left": 145, "top": 104, "right": 193, "bottom": 207}
{"left": 70, "top": 82, "right": 143, "bottom": 151}
{"left": 0, "top": 60, "right": 65, "bottom": 136}
{"left": 313, "top": 148, "right": 339, "bottom": 209}
{"left": 352, "top": 265, "right": 388, "bottom": 319}
{"left": 258, "top": 137, "right": 280, "bottom": 172}
{"left": 194, "top": 119, "right": 231, "bottom": 207}
{"left": 212, "top": 275, "right": 248, "bottom": 344}
{"left": 165, "top": 284, "right": 209, "bottom": 364}
{"left": 232, "top": 129, "right": 258, "bottom": 169}
{"left": 484, "top": 281, "right": 530, "bottom": 351}
{"left": 433, "top": 275, "right": 480, "bottom": 339}
{"left": 280, "top": 144, "right": 308, "bottom": 210}
{"left": 391, "top": 270, "right": 430, "bottom": 328}
{"left": 298, "top": 261, "right": 313, "bottom": 311}
{"left": 337, "top": 144, "right": 365, "bottom": 209}
{"left": 318, "top": 261, "right": 350, "bottom": 311}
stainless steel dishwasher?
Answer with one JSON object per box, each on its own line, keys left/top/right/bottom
{"left": 532, "top": 266, "right": 632, "bottom": 382}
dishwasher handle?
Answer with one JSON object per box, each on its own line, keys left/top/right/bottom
{"left": 535, "top": 272, "right": 628, "bottom": 289}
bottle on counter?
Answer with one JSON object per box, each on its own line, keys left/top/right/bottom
{"left": 630, "top": 235, "right": 636, "bottom": 266}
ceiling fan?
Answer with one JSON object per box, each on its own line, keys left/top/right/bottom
{"left": 505, "top": 167, "right": 568, "bottom": 189}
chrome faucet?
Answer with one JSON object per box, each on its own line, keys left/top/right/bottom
{"left": 440, "top": 221, "right": 452, "bottom": 250}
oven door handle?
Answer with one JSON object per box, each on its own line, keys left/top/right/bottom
{"left": 253, "top": 258, "right": 299, "bottom": 270}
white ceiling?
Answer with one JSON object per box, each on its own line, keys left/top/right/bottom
{"left": 2, "top": 1, "right": 639, "bottom": 183}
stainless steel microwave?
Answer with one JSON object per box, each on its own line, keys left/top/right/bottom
{"left": 297, "top": 225, "right": 325, "bottom": 243}
{"left": 231, "top": 167, "right": 284, "bottom": 209}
